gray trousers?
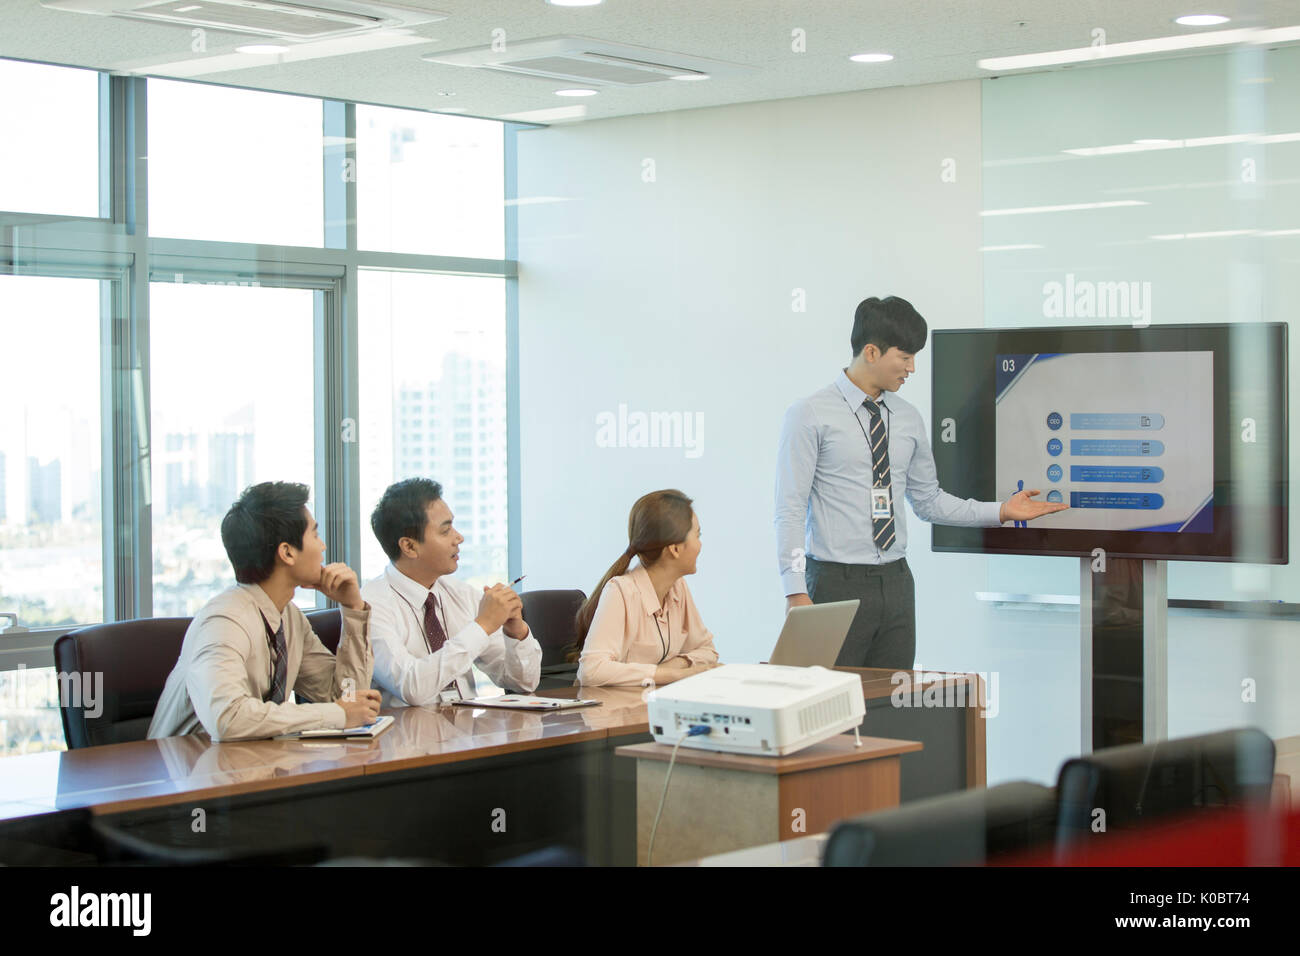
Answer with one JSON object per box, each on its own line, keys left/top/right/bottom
{"left": 805, "top": 556, "right": 916, "bottom": 669}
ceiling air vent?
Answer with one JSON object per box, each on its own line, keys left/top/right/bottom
{"left": 40, "top": 0, "right": 445, "bottom": 40}
{"left": 424, "top": 35, "right": 750, "bottom": 86}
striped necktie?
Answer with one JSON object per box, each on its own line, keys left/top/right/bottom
{"left": 863, "top": 397, "right": 896, "bottom": 552}
{"left": 269, "top": 619, "right": 288, "bottom": 704}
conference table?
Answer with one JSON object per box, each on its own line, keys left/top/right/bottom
{"left": 0, "top": 668, "right": 987, "bottom": 866}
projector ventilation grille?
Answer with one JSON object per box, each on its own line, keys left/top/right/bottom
{"left": 797, "top": 691, "right": 853, "bottom": 736}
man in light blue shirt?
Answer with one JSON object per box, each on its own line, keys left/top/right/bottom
{"left": 775, "top": 296, "right": 1065, "bottom": 668}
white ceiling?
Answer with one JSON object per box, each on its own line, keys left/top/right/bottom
{"left": 3, "top": 0, "right": 1299, "bottom": 124}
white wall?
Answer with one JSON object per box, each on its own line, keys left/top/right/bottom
{"left": 516, "top": 70, "right": 1300, "bottom": 788}
{"left": 516, "top": 78, "right": 984, "bottom": 656}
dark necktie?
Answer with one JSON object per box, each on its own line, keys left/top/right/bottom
{"left": 269, "top": 620, "right": 288, "bottom": 704}
{"left": 423, "top": 593, "right": 448, "bottom": 654}
{"left": 863, "top": 397, "right": 896, "bottom": 552}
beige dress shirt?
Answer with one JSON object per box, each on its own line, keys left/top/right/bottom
{"left": 360, "top": 563, "right": 542, "bottom": 707}
{"left": 576, "top": 564, "right": 720, "bottom": 686}
{"left": 147, "top": 583, "right": 373, "bottom": 742}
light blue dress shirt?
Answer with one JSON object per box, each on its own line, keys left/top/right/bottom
{"left": 775, "top": 370, "right": 1004, "bottom": 595}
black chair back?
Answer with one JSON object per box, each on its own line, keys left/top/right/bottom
{"left": 824, "top": 781, "right": 1057, "bottom": 866}
{"left": 1055, "top": 727, "right": 1275, "bottom": 848}
{"left": 520, "top": 589, "right": 587, "bottom": 668}
{"left": 305, "top": 608, "right": 342, "bottom": 654}
{"left": 53, "top": 619, "right": 190, "bottom": 749}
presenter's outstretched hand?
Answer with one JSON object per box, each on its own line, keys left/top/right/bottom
{"left": 1000, "top": 489, "right": 1069, "bottom": 524}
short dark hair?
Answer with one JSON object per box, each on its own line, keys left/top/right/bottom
{"left": 220, "top": 482, "right": 310, "bottom": 584}
{"left": 371, "top": 478, "right": 444, "bottom": 562}
{"left": 851, "top": 296, "right": 927, "bottom": 358}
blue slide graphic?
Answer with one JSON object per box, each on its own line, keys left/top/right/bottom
{"left": 1070, "top": 413, "right": 1165, "bottom": 430}
{"left": 1070, "top": 492, "right": 1165, "bottom": 510}
{"left": 1070, "top": 439, "right": 1165, "bottom": 457}
{"left": 994, "top": 351, "right": 1214, "bottom": 533}
{"left": 1070, "top": 465, "right": 1164, "bottom": 483}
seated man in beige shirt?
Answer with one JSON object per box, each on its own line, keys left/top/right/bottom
{"left": 149, "top": 481, "right": 380, "bottom": 742}
{"left": 574, "top": 489, "right": 720, "bottom": 686}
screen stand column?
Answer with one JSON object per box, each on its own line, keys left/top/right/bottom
{"left": 1079, "top": 557, "right": 1168, "bottom": 753}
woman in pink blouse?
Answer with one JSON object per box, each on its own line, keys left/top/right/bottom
{"left": 574, "top": 489, "right": 721, "bottom": 686}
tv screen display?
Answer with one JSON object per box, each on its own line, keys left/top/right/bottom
{"left": 931, "top": 323, "right": 1287, "bottom": 562}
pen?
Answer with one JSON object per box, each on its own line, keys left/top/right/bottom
{"left": 510, "top": 574, "right": 526, "bottom": 586}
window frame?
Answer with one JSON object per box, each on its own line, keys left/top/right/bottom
{"left": 0, "top": 64, "right": 520, "bottom": 671}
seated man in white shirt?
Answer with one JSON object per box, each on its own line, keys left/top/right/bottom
{"left": 360, "top": 478, "right": 541, "bottom": 706}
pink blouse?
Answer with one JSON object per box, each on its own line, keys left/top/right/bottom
{"left": 576, "top": 564, "right": 720, "bottom": 686}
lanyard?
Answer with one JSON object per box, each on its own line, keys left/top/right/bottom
{"left": 652, "top": 614, "right": 670, "bottom": 664}
{"left": 390, "top": 584, "right": 451, "bottom": 655}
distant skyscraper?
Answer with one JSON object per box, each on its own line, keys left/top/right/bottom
{"left": 163, "top": 432, "right": 201, "bottom": 514}
{"left": 395, "top": 350, "right": 507, "bottom": 580}
{"left": 207, "top": 430, "right": 254, "bottom": 514}
{"left": 26, "top": 457, "right": 61, "bottom": 525}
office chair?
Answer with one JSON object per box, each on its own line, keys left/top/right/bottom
{"left": 53, "top": 618, "right": 190, "bottom": 749}
{"left": 520, "top": 589, "right": 587, "bottom": 688}
{"left": 305, "top": 607, "right": 342, "bottom": 654}
{"left": 0, "top": 807, "right": 327, "bottom": 866}
{"left": 823, "top": 781, "right": 1058, "bottom": 866}
{"left": 1054, "top": 726, "right": 1276, "bottom": 850}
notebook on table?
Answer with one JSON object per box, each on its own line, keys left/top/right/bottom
{"left": 274, "top": 714, "right": 395, "bottom": 740}
{"left": 452, "top": 696, "right": 601, "bottom": 711}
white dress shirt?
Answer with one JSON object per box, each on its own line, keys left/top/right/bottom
{"left": 360, "top": 563, "right": 542, "bottom": 707}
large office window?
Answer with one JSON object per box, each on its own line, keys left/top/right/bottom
{"left": 0, "top": 274, "right": 103, "bottom": 758}
{"left": 0, "top": 58, "right": 512, "bottom": 757}
{"left": 0, "top": 275, "right": 104, "bottom": 627}
{"left": 357, "top": 106, "right": 504, "bottom": 258}
{"left": 0, "top": 59, "right": 99, "bottom": 218}
{"left": 358, "top": 271, "right": 508, "bottom": 584}
{"left": 147, "top": 79, "right": 324, "bottom": 247}
{"left": 149, "top": 282, "right": 318, "bottom": 616}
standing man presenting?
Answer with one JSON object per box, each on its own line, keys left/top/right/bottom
{"left": 775, "top": 296, "right": 1066, "bottom": 669}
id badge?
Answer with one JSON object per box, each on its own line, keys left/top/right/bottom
{"left": 871, "top": 486, "right": 892, "bottom": 519}
{"left": 439, "top": 684, "right": 463, "bottom": 705}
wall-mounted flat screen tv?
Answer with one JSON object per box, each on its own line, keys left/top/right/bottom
{"left": 930, "top": 323, "right": 1287, "bottom": 563}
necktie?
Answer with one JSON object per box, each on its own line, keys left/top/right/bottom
{"left": 423, "top": 593, "right": 448, "bottom": 654}
{"left": 863, "top": 397, "right": 896, "bottom": 552}
{"left": 269, "top": 619, "right": 288, "bottom": 704}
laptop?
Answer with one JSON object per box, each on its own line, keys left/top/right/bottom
{"left": 768, "top": 600, "right": 860, "bottom": 667}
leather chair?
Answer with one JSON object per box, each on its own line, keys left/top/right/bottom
{"left": 1054, "top": 726, "right": 1276, "bottom": 849}
{"left": 305, "top": 608, "right": 342, "bottom": 654}
{"left": 520, "top": 589, "right": 587, "bottom": 667}
{"left": 53, "top": 619, "right": 190, "bottom": 749}
{"left": 824, "top": 781, "right": 1058, "bottom": 866}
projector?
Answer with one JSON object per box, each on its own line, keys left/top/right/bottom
{"left": 646, "top": 664, "right": 865, "bottom": 756}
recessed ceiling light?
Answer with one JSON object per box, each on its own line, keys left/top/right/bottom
{"left": 1134, "top": 138, "right": 1174, "bottom": 144}
{"left": 1176, "top": 14, "right": 1230, "bottom": 26}
{"left": 174, "top": 4, "right": 202, "bottom": 11}
{"left": 555, "top": 88, "right": 599, "bottom": 96}
{"left": 670, "top": 73, "right": 711, "bottom": 81}
{"left": 236, "top": 44, "right": 290, "bottom": 55}
{"left": 850, "top": 53, "right": 894, "bottom": 63}
{"left": 546, "top": 0, "right": 604, "bottom": 6}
